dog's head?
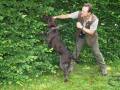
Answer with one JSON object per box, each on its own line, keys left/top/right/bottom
{"left": 43, "top": 16, "right": 57, "bottom": 29}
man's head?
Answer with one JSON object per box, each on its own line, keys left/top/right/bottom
{"left": 81, "top": 3, "right": 92, "bottom": 17}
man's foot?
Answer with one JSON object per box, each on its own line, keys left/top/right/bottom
{"left": 101, "top": 66, "right": 108, "bottom": 76}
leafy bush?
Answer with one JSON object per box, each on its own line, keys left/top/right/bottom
{"left": 0, "top": 0, "right": 119, "bottom": 84}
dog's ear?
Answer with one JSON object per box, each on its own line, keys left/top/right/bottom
{"left": 42, "top": 15, "right": 57, "bottom": 28}
{"left": 43, "top": 15, "right": 49, "bottom": 22}
{"left": 43, "top": 15, "right": 54, "bottom": 22}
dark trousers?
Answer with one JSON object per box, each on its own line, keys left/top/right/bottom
{"left": 73, "top": 32, "right": 107, "bottom": 69}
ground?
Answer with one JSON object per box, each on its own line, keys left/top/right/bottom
{"left": 1, "top": 62, "right": 120, "bottom": 90}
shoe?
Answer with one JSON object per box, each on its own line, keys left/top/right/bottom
{"left": 101, "top": 66, "right": 108, "bottom": 76}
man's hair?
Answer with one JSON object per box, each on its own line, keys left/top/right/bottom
{"left": 83, "top": 3, "right": 92, "bottom": 13}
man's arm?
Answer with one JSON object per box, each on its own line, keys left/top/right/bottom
{"left": 82, "top": 27, "right": 95, "bottom": 35}
{"left": 76, "top": 22, "right": 96, "bottom": 36}
{"left": 76, "top": 19, "right": 99, "bottom": 36}
{"left": 53, "top": 11, "right": 79, "bottom": 19}
{"left": 53, "top": 14, "right": 71, "bottom": 19}
{"left": 77, "top": 22, "right": 95, "bottom": 35}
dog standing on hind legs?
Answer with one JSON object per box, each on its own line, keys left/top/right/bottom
{"left": 44, "top": 16, "right": 74, "bottom": 82}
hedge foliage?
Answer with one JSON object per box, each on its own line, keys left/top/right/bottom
{"left": 0, "top": 0, "right": 119, "bottom": 84}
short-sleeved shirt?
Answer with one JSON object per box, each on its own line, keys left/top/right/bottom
{"left": 69, "top": 11, "right": 99, "bottom": 31}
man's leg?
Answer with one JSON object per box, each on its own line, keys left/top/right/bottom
{"left": 73, "top": 37, "right": 85, "bottom": 63}
{"left": 91, "top": 41, "right": 107, "bottom": 76}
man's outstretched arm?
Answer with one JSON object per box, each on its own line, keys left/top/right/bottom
{"left": 53, "top": 11, "right": 79, "bottom": 19}
{"left": 53, "top": 14, "right": 71, "bottom": 19}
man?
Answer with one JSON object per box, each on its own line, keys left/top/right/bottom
{"left": 53, "top": 3, "right": 107, "bottom": 75}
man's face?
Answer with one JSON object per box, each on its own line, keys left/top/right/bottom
{"left": 81, "top": 6, "right": 90, "bottom": 17}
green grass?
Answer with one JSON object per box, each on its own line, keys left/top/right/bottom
{"left": 1, "top": 62, "right": 120, "bottom": 90}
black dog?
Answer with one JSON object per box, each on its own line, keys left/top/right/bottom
{"left": 44, "top": 16, "right": 74, "bottom": 82}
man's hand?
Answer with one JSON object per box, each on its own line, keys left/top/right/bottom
{"left": 76, "top": 22, "right": 83, "bottom": 29}
{"left": 52, "top": 16, "right": 57, "bottom": 20}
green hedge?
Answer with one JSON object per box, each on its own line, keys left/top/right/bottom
{"left": 0, "top": 0, "right": 119, "bottom": 84}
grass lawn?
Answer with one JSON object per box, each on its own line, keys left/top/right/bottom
{"left": 1, "top": 62, "right": 120, "bottom": 90}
